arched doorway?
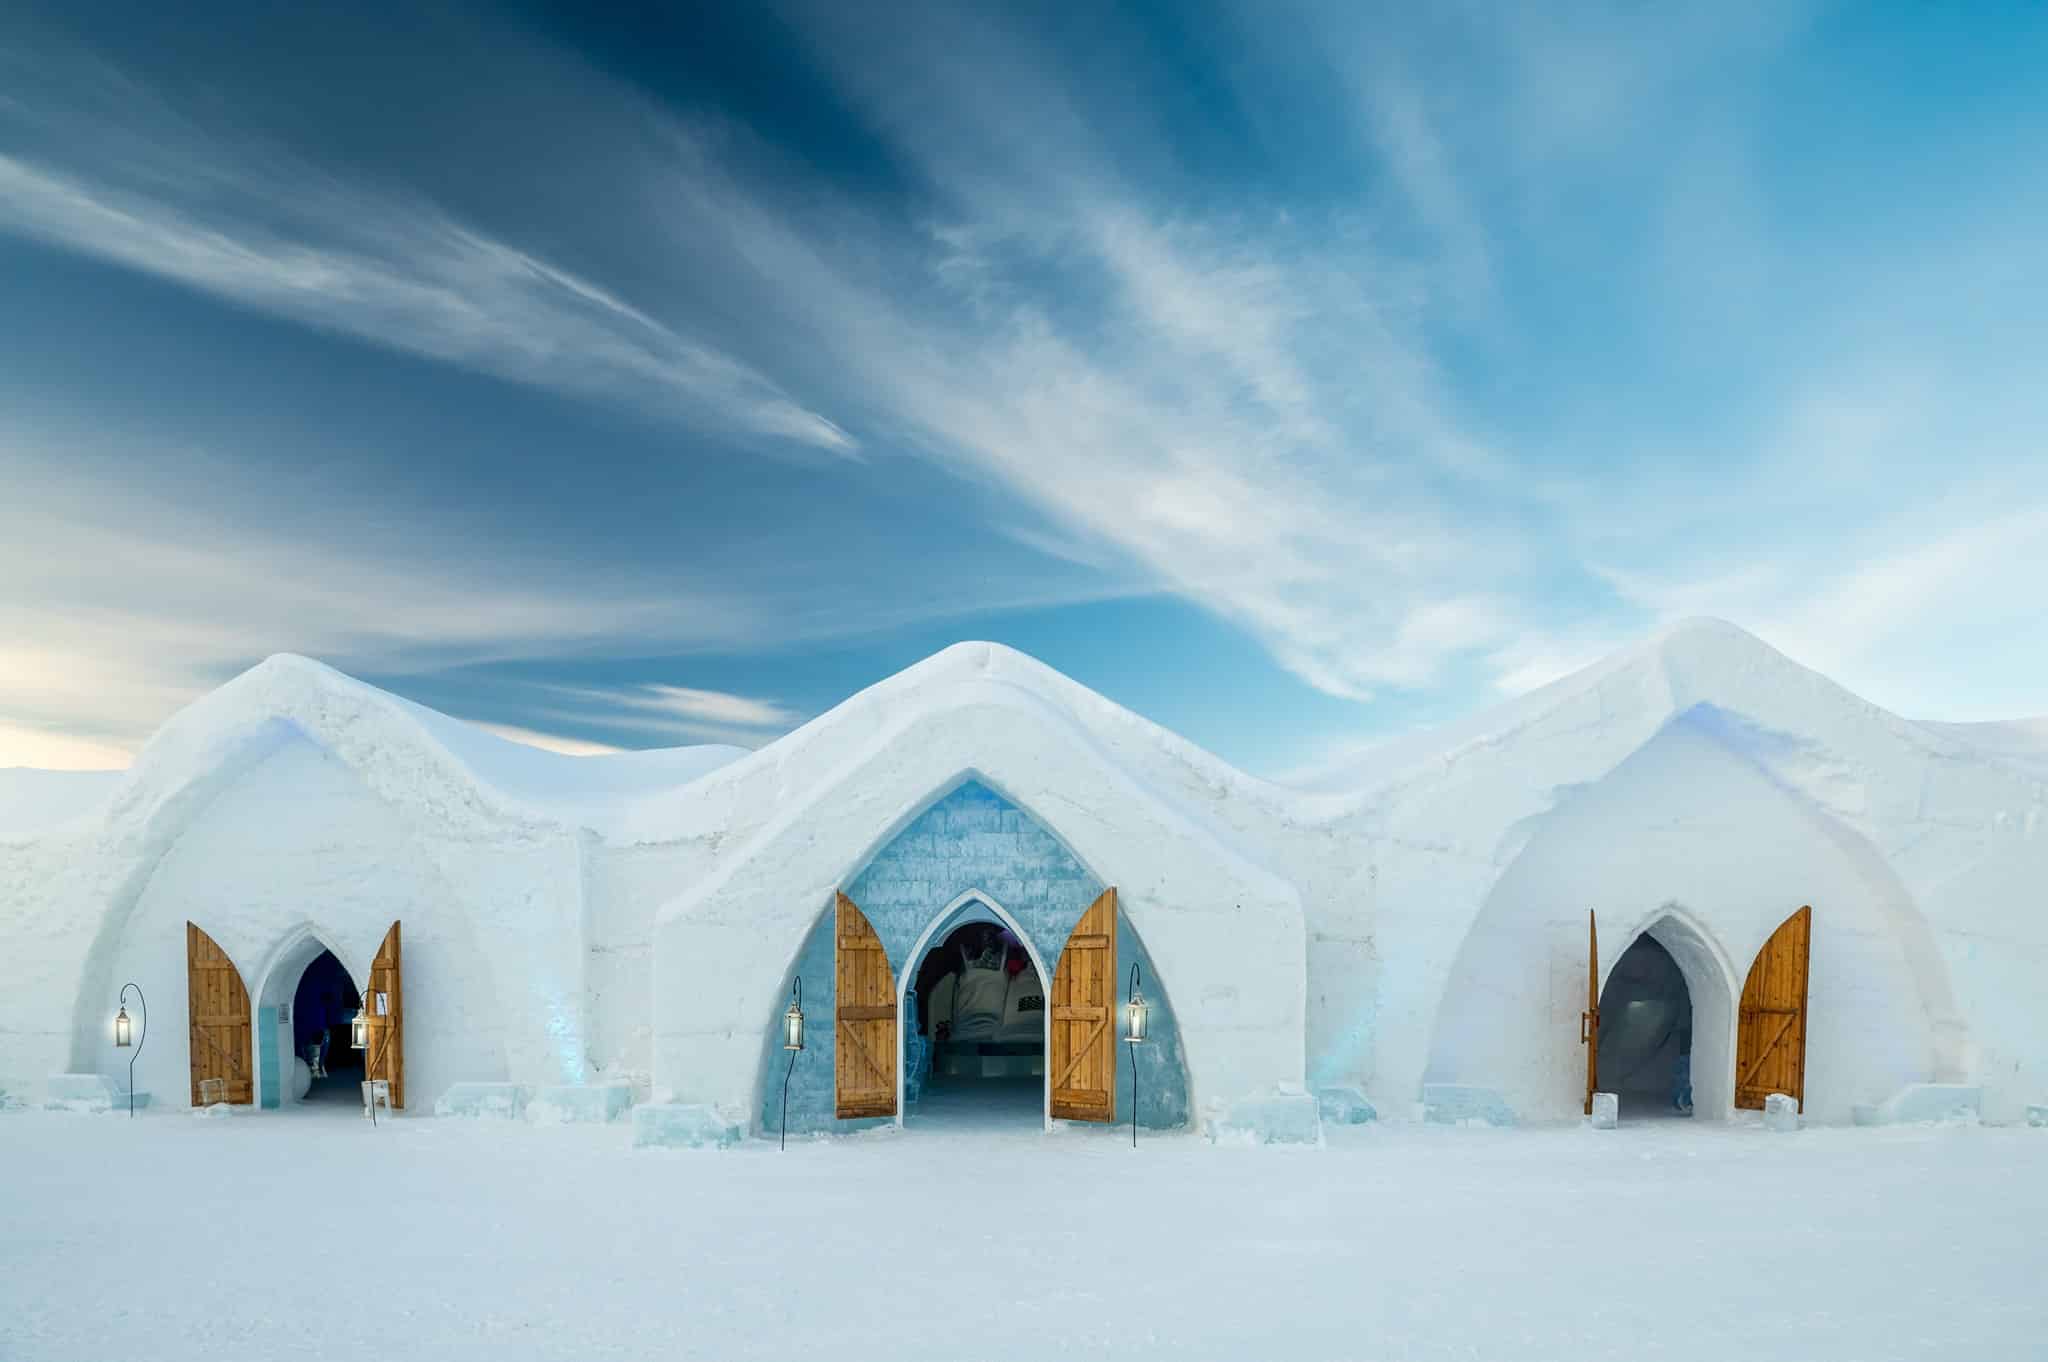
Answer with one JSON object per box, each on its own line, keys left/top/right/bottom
{"left": 1598, "top": 910, "right": 1739, "bottom": 1120}
{"left": 898, "top": 893, "right": 1050, "bottom": 1130}
{"left": 1596, "top": 935, "right": 1694, "bottom": 1116}
{"left": 251, "top": 928, "right": 357, "bottom": 1111}
{"left": 248, "top": 924, "right": 402, "bottom": 1112}
{"left": 289, "top": 951, "right": 364, "bottom": 1106}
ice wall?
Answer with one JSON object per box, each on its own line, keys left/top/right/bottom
{"left": 757, "top": 780, "right": 1188, "bottom": 1135}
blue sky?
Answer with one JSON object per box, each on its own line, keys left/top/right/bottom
{"left": 3, "top": 2, "right": 2046, "bottom": 776}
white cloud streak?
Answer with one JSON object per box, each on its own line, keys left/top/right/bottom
{"left": 536, "top": 681, "right": 802, "bottom": 738}
{"left": 465, "top": 723, "right": 626, "bottom": 758}
{"left": 0, "top": 53, "right": 852, "bottom": 455}
{"left": 6, "top": 5, "right": 2047, "bottom": 771}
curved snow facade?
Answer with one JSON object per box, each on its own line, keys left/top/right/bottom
{"left": 3, "top": 621, "right": 2044, "bottom": 1132}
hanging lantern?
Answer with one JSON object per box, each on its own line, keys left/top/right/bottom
{"left": 1125, "top": 967, "right": 1149, "bottom": 1045}
{"left": 351, "top": 1011, "right": 368, "bottom": 1050}
{"left": 779, "top": 978, "right": 806, "bottom": 1151}
{"left": 114, "top": 1004, "right": 132, "bottom": 1048}
{"left": 782, "top": 979, "right": 806, "bottom": 1052}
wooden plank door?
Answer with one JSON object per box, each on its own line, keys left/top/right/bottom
{"left": 1581, "top": 909, "right": 1599, "bottom": 1117}
{"left": 1736, "top": 905, "right": 1812, "bottom": 1111}
{"left": 1050, "top": 887, "right": 1118, "bottom": 1123}
{"left": 834, "top": 893, "right": 897, "bottom": 1119}
{"left": 186, "top": 922, "right": 253, "bottom": 1105}
{"left": 362, "top": 920, "right": 405, "bottom": 1110}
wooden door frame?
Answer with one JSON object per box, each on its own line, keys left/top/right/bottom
{"left": 185, "top": 922, "right": 254, "bottom": 1106}
{"left": 893, "top": 889, "right": 1055, "bottom": 1131}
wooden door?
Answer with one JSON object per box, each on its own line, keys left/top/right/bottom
{"left": 1736, "top": 905, "right": 1811, "bottom": 1111}
{"left": 186, "top": 922, "right": 253, "bottom": 1105}
{"left": 362, "top": 920, "right": 405, "bottom": 1110}
{"left": 1581, "top": 910, "right": 1599, "bottom": 1117}
{"left": 834, "top": 893, "right": 897, "bottom": 1119}
{"left": 1050, "top": 887, "right": 1118, "bottom": 1123}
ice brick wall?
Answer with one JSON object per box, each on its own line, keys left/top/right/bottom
{"left": 760, "top": 780, "right": 1188, "bottom": 1135}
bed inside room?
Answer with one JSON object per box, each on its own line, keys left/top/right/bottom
{"left": 905, "top": 917, "right": 1046, "bottom": 1124}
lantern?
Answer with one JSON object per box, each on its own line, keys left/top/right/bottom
{"left": 779, "top": 978, "right": 805, "bottom": 1150}
{"left": 783, "top": 990, "right": 806, "bottom": 1052}
{"left": 114, "top": 983, "right": 147, "bottom": 1118}
{"left": 1124, "top": 964, "right": 1148, "bottom": 1148}
{"left": 351, "top": 1011, "right": 368, "bottom": 1050}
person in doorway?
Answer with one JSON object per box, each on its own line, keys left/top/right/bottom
{"left": 1672, "top": 1017, "right": 1694, "bottom": 1115}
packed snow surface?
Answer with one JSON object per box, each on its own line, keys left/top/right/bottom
{"left": 4, "top": 1109, "right": 2042, "bottom": 1362}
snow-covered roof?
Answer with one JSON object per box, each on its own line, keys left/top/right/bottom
{"left": 0, "top": 654, "right": 746, "bottom": 845}
{"left": 1287, "top": 617, "right": 2046, "bottom": 841}
{"left": 607, "top": 639, "right": 1305, "bottom": 852}
{"left": 4, "top": 618, "right": 2039, "bottom": 854}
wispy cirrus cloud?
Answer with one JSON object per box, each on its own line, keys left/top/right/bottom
{"left": 0, "top": 51, "right": 852, "bottom": 456}
{"left": 530, "top": 680, "right": 803, "bottom": 745}
{"left": 5, "top": 2, "right": 2047, "bottom": 777}
{"left": 466, "top": 723, "right": 626, "bottom": 758}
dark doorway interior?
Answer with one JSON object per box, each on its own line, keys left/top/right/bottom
{"left": 1596, "top": 935, "right": 1694, "bottom": 1116}
{"left": 292, "top": 950, "right": 364, "bottom": 1105}
{"left": 905, "top": 919, "right": 1045, "bottom": 1126}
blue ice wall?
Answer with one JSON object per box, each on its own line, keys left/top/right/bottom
{"left": 1115, "top": 918, "right": 1189, "bottom": 1130}
{"left": 758, "top": 779, "right": 1189, "bottom": 1136}
{"left": 257, "top": 1006, "right": 280, "bottom": 1109}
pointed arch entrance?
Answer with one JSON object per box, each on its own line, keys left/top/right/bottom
{"left": 758, "top": 778, "right": 1190, "bottom": 1140}
{"left": 891, "top": 889, "right": 1057, "bottom": 1129}
{"left": 246, "top": 921, "right": 402, "bottom": 1111}
{"left": 1588, "top": 906, "right": 1741, "bottom": 1120}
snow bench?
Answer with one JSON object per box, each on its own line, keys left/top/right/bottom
{"left": 434, "top": 1082, "right": 531, "bottom": 1120}
{"left": 1205, "top": 1087, "right": 1323, "bottom": 1146}
{"left": 1851, "top": 1084, "right": 1981, "bottom": 1127}
{"left": 530, "top": 1082, "right": 635, "bottom": 1124}
{"left": 632, "top": 1103, "right": 744, "bottom": 1149}
{"left": 1422, "top": 1084, "right": 1515, "bottom": 1127}
{"left": 45, "top": 1073, "right": 150, "bottom": 1113}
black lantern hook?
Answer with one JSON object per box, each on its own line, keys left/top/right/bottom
{"left": 1125, "top": 962, "right": 1149, "bottom": 1148}
{"left": 114, "top": 983, "right": 146, "bottom": 1118}
{"left": 780, "top": 977, "right": 805, "bottom": 1150}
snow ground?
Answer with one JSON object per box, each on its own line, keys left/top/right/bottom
{"left": 4, "top": 1111, "right": 2043, "bottom": 1362}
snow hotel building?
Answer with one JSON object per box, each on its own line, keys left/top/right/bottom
{"left": 3, "top": 619, "right": 2043, "bottom": 1141}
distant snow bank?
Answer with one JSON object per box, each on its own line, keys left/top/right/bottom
{"left": 1914, "top": 716, "right": 2048, "bottom": 781}
{"left": 391, "top": 693, "right": 749, "bottom": 822}
{"left": 0, "top": 768, "right": 123, "bottom": 839}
